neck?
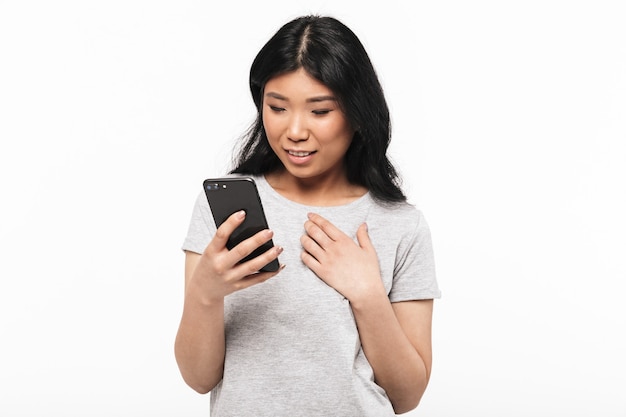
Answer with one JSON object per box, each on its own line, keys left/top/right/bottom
{"left": 265, "top": 169, "right": 367, "bottom": 207}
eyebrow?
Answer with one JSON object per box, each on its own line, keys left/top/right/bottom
{"left": 264, "top": 92, "right": 337, "bottom": 103}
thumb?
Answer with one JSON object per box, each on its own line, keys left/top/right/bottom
{"left": 356, "top": 222, "right": 373, "bottom": 251}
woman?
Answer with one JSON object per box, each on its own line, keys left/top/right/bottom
{"left": 175, "top": 15, "right": 441, "bottom": 416}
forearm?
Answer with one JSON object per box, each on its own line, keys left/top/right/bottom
{"left": 351, "top": 295, "right": 429, "bottom": 414}
{"left": 174, "top": 292, "right": 225, "bottom": 394}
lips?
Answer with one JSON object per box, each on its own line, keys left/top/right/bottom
{"left": 288, "top": 150, "right": 315, "bottom": 157}
{"left": 285, "top": 149, "right": 316, "bottom": 165}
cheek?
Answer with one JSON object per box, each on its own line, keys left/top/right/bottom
{"left": 319, "top": 120, "right": 355, "bottom": 149}
{"left": 262, "top": 111, "right": 270, "bottom": 135}
{"left": 262, "top": 112, "right": 280, "bottom": 140}
{"left": 262, "top": 116, "right": 283, "bottom": 156}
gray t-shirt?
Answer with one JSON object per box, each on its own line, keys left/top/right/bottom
{"left": 182, "top": 175, "right": 441, "bottom": 416}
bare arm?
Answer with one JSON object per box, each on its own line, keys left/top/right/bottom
{"left": 174, "top": 251, "right": 226, "bottom": 394}
{"left": 301, "top": 213, "right": 434, "bottom": 413}
{"left": 351, "top": 298, "right": 433, "bottom": 413}
{"left": 174, "top": 211, "right": 283, "bottom": 393}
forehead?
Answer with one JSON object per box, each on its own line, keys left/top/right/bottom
{"left": 264, "top": 68, "right": 334, "bottom": 99}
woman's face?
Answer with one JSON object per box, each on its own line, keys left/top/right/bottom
{"left": 262, "top": 68, "right": 355, "bottom": 183}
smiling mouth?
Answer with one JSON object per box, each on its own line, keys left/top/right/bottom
{"left": 288, "top": 150, "right": 315, "bottom": 157}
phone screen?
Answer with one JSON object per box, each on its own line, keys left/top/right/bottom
{"left": 203, "top": 177, "right": 279, "bottom": 272}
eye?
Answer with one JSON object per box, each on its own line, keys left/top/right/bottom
{"left": 312, "top": 109, "right": 332, "bottom": 115}
{"left": 269, "top": 105, "right": 285, "bottom": 112}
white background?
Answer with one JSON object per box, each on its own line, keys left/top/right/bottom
{"left": 1, "top": 1, "right": 625, "bottom": 416}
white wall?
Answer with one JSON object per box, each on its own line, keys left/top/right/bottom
{"left": 1, "top": 1, "right": 624, "bottom": 416}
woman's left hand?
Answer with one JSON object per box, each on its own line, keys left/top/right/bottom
{"left": 301, "top": 212, "right": 386, "bottom": 303}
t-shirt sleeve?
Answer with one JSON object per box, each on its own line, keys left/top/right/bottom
{"left": 181, "top": 191, "right": 216, "bottom": 254}
{"left": 388, "top": 210, "right": 441, "bottom": 302}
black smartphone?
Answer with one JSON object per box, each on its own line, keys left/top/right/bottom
{"left": 203, "top": 176, "right": 279, "bottom": 272}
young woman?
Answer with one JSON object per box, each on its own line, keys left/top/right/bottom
{"left": 175, "top": 15, "right": 441, "bottom": 416}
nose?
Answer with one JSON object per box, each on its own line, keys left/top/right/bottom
{"left": 287, "top": 112, "right": 309, "bottom": 142}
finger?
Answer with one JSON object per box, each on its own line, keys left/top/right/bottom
{"left": 306, "top": 213, "right": 343, "bottom": 241}
{"left": 356, "top": 222, "right": 374, "bottom": 251}
{"left": 210, "top": 210, "right": 246, "bottom": 249}
{"left": 303, "top": 219, "right": 334, "bottom": 249}
{"left": 230, "top": 228, "right": 275, "bottom": 265}
{"left": 300, "top": 233, "right": 325, "bottom": 262}
{"left": 300, "top": 249, "right": 322, "bottom": 274}
{"left": 233, "top": 244, "right": 284, "bottom": 276}
{"left": 235, "top": 264, "right": 286, "bottom": 291}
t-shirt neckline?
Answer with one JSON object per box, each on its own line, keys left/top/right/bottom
{"left": 256, "top": 175, "right": 372, "bottom": 212}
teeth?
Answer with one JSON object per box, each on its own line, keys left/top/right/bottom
{"left": 289, "top": 151, "right": 311, "bottom": 157}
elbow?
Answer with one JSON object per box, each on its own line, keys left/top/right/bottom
{"left": 181, "top": 373, "right": 219, "bottom": 395}
{"left": 174, "top": 342, "right": 223, "bottom": 395}
{"left": 388, "top": 379, "right": 429, "bottom": 414}
{"left": 188, "top": 382, "right": 212, "bottom": 395}
{"left": 391, "top": 396, "right": 422, "bottom": 415}
{"left": 175, "top": 353, "right": 221, "bottom": 395}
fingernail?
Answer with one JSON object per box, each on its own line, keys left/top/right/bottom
{"left": 236, "top": 210, "right": 246, "bottom": 219}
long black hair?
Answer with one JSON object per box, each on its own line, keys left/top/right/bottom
{"left": 230, "top": 15, "right": 406, "bottom": 203}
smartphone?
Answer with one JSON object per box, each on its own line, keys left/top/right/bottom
{"left": 203, "top": 176, "right": 279, "bottom": 272}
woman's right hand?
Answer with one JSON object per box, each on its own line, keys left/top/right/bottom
{"left": 187, "top": 210, "right": 283, "bottom": 303}
{"left": 177, "top": 209, "right": 282, "bottom": 393}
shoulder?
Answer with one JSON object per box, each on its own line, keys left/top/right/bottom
{"left": 369, "top": 198, "right": 427, "bottom": 224}
{"left": 365, "top": 198, "right": 432, "bottom": 244}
